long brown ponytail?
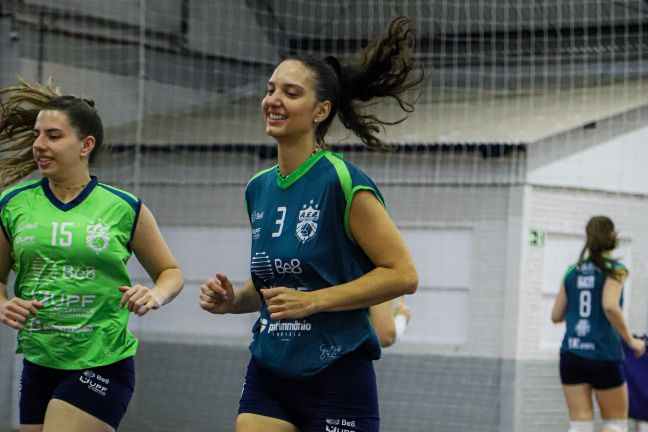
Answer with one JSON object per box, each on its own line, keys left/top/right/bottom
{"left": 577, "top": 216, "right": 620, "bottom": 279}
{"left": 286, "top": 16, "right": 424, "bottom": 151}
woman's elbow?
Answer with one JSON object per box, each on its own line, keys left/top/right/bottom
{"left": 378, "top": 329, "right": 397, "bottom": 348}
{"left": 400, "top": 267, "right": 418, "bottom": 295}
{"left": 602, "top": 303, "right": 619, "bottom": 318}
{"left": 551, "top": 315, "right": 563, "bottom": 324}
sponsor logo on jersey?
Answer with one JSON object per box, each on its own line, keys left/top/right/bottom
{"left": 15, "top": 235, "right": 36, "bottom": 245}
{"left": 266, "top": 320, "right": 312, "bottom": 334}
{"left": 86, "top": 220, "right": 110, "bottom": 253}
{"left": 62, "top": 265, "right": 96, "bottom": 280}
{"left": 260, "top": 319, "right": 312, "bottom": 337}
{"left": 296, "top": 200, "right": 320, "bottom": 243}
{"left": 324, "top": 419, "right": 356, "bottom": 432}
{"left": 16, "top": 222, "right": 38, "bottom": 232}
{"left": 27, "top": 318, "right": 94, "bottom": 334}
{"left": 251, "top": 211, "right": 264, "bottom": 223}
{"left": 577, "top": 275, "right": 595, "bottom": 289}
{"left": 252, "top": 227, "right": 261, "bottom": 240}
{"left": 274, "top": 258, "right": 302, "bottom": 274}
{"left": 30, "top": 288, "right": 96, "bottom": 307}
{"left": 251, "top": 251, "right": 274, "bottom": 282}
{"left": 568, "top": 337, "right": 595, "bottom": 350}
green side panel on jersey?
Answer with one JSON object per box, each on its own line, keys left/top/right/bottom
{"left": 324, "top": 153, "right": 385, "bottom": 244}
{"left": 245, "top": 166, "right": 275, "bottom": 213}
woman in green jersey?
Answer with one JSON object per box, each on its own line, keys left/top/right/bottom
{"left": 200, "top": 17, "right": 420, "bottom": 432}
{"left": 0, "top": 80, "right": 184, "bottom": 432}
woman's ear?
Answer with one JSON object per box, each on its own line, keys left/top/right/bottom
{"left": 315, "top": 100, "right": 332, "bottom": 123}
{"left": 80, "top": 136, "right": 96, "bottom": 159}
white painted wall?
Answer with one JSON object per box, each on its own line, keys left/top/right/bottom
{"left": 528, "top": 126, "right": 648, "bottom": 195}
{"left": 127, "top": 227, "right": 475, "bottom": 348}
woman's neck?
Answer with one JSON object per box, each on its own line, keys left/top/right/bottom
{"left": 276, "top": 138, "right": 319, "bottom": 177}
{"left": 48, "top": 172, "right": 92, "bottom": 203}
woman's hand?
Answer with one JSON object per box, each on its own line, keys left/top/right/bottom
{"left": 261, "top": 287, "right": 316, "bottom": 320}
{"left": 0, "top": 297, "right": 43, "bottom": 330}
{"left": 199, "top": 273, "right": 235, "bottom": 314}
{"left": 118, "top": 285, "right": 164, "bottom": 316}
{"left": 629, "top": 337, "right": 647, "bottom": 358}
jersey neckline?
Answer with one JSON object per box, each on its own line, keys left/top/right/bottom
{"left": 42, "top": 176, "right": 99, "bottom": 211}
{"left": 274, "top": 150, "right": 341, "bottom": 190}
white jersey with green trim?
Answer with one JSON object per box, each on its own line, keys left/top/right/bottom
{"left": 0, "top": 176, "right": 140, "bottom": 369}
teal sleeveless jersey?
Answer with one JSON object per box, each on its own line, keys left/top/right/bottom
{"left": 0, "top": 177, "right": 141, "bottom": 369}
{"left": 560, "top": 259, "right": 627, "bottom": 361}
{"left": 245, "top": 151, "right": 382, "bottom": 377}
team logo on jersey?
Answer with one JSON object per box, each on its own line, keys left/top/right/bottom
{"left": 296, "top": 200, "right": 320, "bottom": 243}
{"left": 575, "top": 319, "right": 591, "bottom": 337}
{"left": 86, "top": 221, "right": 110, "bottom": 253}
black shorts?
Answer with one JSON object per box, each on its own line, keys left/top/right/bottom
{"left": 560, "top": 350, "right": 625, "bottom": 390}
{"left": 239, "top": 350, "right": 379, "bottom": 432}
{"left": 20, "top": 357, "right": 135, "bottom": 429}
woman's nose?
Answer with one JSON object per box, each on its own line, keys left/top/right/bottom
{"left": 32, "top": 135, "right": 45, "bottom": 149}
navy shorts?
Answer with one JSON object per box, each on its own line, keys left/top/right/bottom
{"left": 560, "top": 351, "right": 625, "bottom": 390}
{"left": 239, "top": 350, "right": 379, "bottom": 432}
{"left": 20, "top": 357, "right": 135, "bottom": 429}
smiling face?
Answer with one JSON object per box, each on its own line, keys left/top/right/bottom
{"left": 32, "top": 109, "right": 94, "bottom": 179}
{"left": 262, "top": 60, "right": 329, "bottom": 144}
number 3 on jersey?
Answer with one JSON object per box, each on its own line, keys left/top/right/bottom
{"left": 51, "top": 222, "right": 74, "bottom": 247}
{"left": 272, "top": 206, "right": 286, "bottom": 238}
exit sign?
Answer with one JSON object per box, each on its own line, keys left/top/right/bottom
{"left": 530, "top": 229, "right": 545, "bottom": 247}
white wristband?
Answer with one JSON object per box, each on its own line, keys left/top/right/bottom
{"left": 394, "top": 314, "right": 408, "bottom": 340}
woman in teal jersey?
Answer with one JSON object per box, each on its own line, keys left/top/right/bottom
{"left": 551, "top": 216, "right": 645, "bottom": 432}
{"left": 200, "top": 17, "right": 420, "bottom": 432}
{"left": 0, "top": 80, "right": 184, "bottom": 432}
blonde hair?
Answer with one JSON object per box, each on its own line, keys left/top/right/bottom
{"left": 0, "top": 78, "right": 62, "bottom": 187}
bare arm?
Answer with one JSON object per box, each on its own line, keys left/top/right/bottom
{"left": 200, "top": 275, "right": 261, "bottom": 314}
{"left": 0, "top": 230, "right": 42, "bottom": 329}
{"left": 262, "top": 190, "right": 418, "bottom": 319}
{"left": 370, "top": 300, "right": 396, "bottom": 348}
{"left": 551, "top": 283, "right": 567, "bottom": 323}
{"left": 602, "top": 273, "right": 632, "bottom": 343}
{"left": 120, "top": 204, "right": 184, "bottom": 315}
{"left": 602, "top": 271, "right": 646, "bottom": 357}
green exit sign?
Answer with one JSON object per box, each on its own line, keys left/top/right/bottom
{"left": 530, "top": 229, "right": 545, "bottom": 247}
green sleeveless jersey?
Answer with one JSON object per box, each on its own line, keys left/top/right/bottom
{"left": 0, "top": 177, "right": 141, "bottom": 369}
